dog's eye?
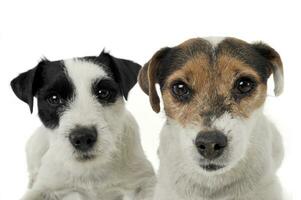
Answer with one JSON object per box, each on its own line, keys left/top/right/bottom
{"left": 47, "top": 94, "right": 63, "bottom": 106}
{"left": 171, "top": 81, "right": 191, "bottom": 101}
{"left": 92, "top": 79, "right": 118, "bottom": 104}
{"left": 97, "top": 89, "right": 111, "bottom": 100}
{"left": 235, "top": 77, "right": 256, "bottom": 94}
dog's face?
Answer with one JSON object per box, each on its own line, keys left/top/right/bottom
{"left": 139, "top": 37, "right": 283, "bottom": 173}
{"left": 11, "top": 51, "right": 141, "bottom": 165}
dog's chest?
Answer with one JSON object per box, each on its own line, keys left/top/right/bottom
{"left": 65, "top": 178, "right": 125, "bottom": 200}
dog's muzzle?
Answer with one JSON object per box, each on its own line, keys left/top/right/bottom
{"left": 195, "top": 130, "right": 228, "bottom": 160}
{"left": 69, "top": 126, "right": 97, "bottom": 152}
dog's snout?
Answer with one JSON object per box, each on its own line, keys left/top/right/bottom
{"left": 195, "top": 130, "right": 227, "bottom": 160}
{"left": 69, "top": 126, "right": 97, "bottom": 152}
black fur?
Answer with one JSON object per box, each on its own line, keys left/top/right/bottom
{"left": 216, "top": 38, "right": 273, "bottom": 82}
{"left": 153, "top": 47, "right": 185, "bottom": 89}
{"left": 92, "top": 78, "right": 119, "bottom": 104}
{"left": 153, "top": 39, "right": 214, "bottom": 90}
{"left": 11, "top": 59, "right": 75, "bottom": 128}
{"left": 11, "top": 51, "right": 141, "bottom": 129}
{"left": 147, "top": 38, "right": 274, "bottom": 92}
{"left": 10, "top": 60, "right": 47, "bottom": 113}
{"left": 83, "top": 50, "right": 141, "bottom": 100}
{"left": 251, "top": 42, "right": 282, "bottom": 76}
{"left": 36, "top": 61, "right": 74, "bottom": 128}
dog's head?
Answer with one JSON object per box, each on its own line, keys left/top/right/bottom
{"left": 139, "top": 37, "right": 283, "bottom": 173}
{"left": 11, "top": 51, "right": 141, "bottom": 165}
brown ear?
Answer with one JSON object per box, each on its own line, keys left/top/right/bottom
{"left": 138, "top": 47, "right": 170, "bottom": 113}
{"left": 252, "top": 42, "right": 284, "bottom": 96}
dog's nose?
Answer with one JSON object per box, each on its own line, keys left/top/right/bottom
{"left": 69, "top": 126, "right": 97, "bottom": 152}
{"left": 195, "top": 130, "right": 227, "bottom": 160}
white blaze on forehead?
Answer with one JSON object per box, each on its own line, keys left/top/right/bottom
{"left": 64, "top": 59, "right": 109, "bottom": 91}
{"left": 62, "top": 59, "right": 110, "bottom": 125}
{"left": 204, "top": 36, "right": 225, "bottom": 48}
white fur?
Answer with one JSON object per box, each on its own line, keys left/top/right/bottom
{"left": 21, "top": 60, "right": 155, "bottom": 200}
{"left": 154, "top": 107, "right": 284, "bottom": 200}
{"left": 273, "top": 67, "right": 284, "bottom": 96}
{"left": 204, "top": 37, "right": 225, "bottom": 48}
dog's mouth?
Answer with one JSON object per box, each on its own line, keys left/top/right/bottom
{"left": 74, "top": 152, "right": 96, "bottom": 162}
{"left": 200, "top": 164, "right": 225, "bottom": 171}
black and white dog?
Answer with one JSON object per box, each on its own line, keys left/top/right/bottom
{"left": 11, "top": 51, "right": 155, "bottom": 200}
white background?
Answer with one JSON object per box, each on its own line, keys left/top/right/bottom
{"left": 0, "top": 0, "right": 300, "bottom": 199}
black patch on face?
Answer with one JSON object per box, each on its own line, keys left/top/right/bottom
{"left": 216, "top": 38, "right": 272, "bottom": 82}
{"left": 11, "top": 59, "right": 75, "bottom": 129}
{"left": 12, "top": 52, "right": 140, "bottom": 128}
{"left": 36, "top": 61, "right": 74, "bottom": 128}
{"left": 81, "top": 51, "right": 141, "bottom": 100}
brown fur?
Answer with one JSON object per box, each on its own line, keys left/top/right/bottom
{"left": 162, "top": 53, "right": 267, "bottom": 127}
{"left": 138, "top": 37, "right": 283, "bottom": 127}
{"left": 138, "top": 48, "right": 171, "bottom": 113}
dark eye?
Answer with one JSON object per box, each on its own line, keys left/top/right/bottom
{"left": 47, "top": 94, "right": 63, "bottom": 106}
{"left": 235, "top": 77, "right": 256, "bottom": 94}
{"left": 97, "top": 89, "right": 111, "bottom": 100}
{"left": 171, "top": 81, "right": 191, "bottom": 101}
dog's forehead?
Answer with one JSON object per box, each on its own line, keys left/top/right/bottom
{"left": 38, "top": 60, "right": 66, "bottom": 83}
{"left": 161, "top": 37, "right": 271, "bottom": 84}
{"left": 216, "top": 38, "right": 271, "bottom": 78}
{"left": 63, "top": 59, "right": 110, "bottom": 85}
{"left": 39, "top": 58, "right": 111, "bottom": 85}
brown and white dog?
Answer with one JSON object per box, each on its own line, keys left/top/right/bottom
{"left": 138, "top": 37, "right": 284, "bottom": 200}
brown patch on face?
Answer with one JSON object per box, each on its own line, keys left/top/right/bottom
{"left": 162, "top": 52, "right": 267, "bottom": 127}
{"left": 162, "top": 53, "right": 211, "bottom": 126}
{"left": 217, "top": 55, "right": 267, "bottom": 117}
{"left": 138, "top": 37, "right": 282, "bottom": 127}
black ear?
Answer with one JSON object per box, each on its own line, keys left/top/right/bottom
{"left": 10, "top": 60, "right": 46, "bottom": 113}
{"left": 252, "top": 42, "right": 284, "bottom": 96}
{"left": 100, "top": 51, "right": 141, "bottom": 100}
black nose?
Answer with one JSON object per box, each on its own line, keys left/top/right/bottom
{"left": 69, "top": 126, "right": 97, "bottom": 152}
{"left": 195, "top": 130, "right": 228, "bottom": 160}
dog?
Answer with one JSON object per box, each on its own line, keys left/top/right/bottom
{"left": 11, "top": 51, "right": 156, "bottom": 200}
{"left": 138, "top": 37, "right": 284, "bottom": 200}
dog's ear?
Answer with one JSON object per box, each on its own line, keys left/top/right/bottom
{"left": 252, "top": 42, "right": 284, "bottom": 96}
{"left": 138, "top": 47, "right": 171, "bottom": 113}
{"left": 100, "top": 51, "right": 141, "bottom": 100}
{"left": 10, "top": 59, "right": 47, "bottom": 113}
